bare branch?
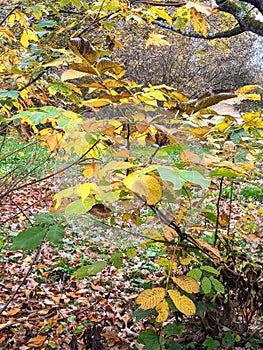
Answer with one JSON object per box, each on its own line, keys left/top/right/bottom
{"left": 218, "top": 0, "right": 263, "bottom": 37}
{"left": 132, "top": 0, "right": 186, "bottom": 6}
{"left": 0, "top": 1, "right": 22, "bottom": 26}
{"left": 152, "top": 20, "right": 245, "bottom": 39}
{"left": 236, "top": 0, "right": 263, "bottom": 14}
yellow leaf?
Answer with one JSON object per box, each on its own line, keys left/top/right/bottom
{"left": 174, "top": 7, "right": 191, "bottom": 31}
{"left": 61, "top": 69, "right": 89, "bottom": 81}
{"left": 20, "top": 30, "right": 29, "bottom": 48}
{"left": 169, "top": 91, "right": 189, "bottom": 102}
{"left": 146, "top": 33, "right": 170, "bottom": 48}
{"left": 194, "top": 238, "right": 221, "bottom": 261}
{"left": 77, "top": 183, "right": 92, "bottom": 201}
{"left": 27, "top": 29, "right": 38, "bottom": 42}
{"left": 83, "top": 164, "right": 95, "bottom": 178}
{"left": 62, "top": 110, "right": 81, "bottom": 119}
{"left": 98, "top": 160, "right": 135, "bottom": 180}
{"left": 69, "top": 62, "right": 99, "bottom": 76}
{"left": 172, "top": 276, "right": 200, "bottom": 293}
{"left": 136, "top": 287, "right": 166, "bottom": 310}
{"left": 149, "top": 8, "right": 172, "bottom": 25}
{"left": 186, "top": 2, "right": 214, "bottom": 15}
{"left": 38, "top": 133, "right": 63, "bottom": 152}
{"left": 123, "top": 172, "right": 162, "bottom": 205}
{"left": 214, "top": 161, "right": 248, "bottom": 176}
{"left": 190, "top": 8, "right": 208, "bottom": 36}
{"left": 235, "top": 85, "right": 262, "bottom": 94}
{"left": 180, "top": 258, "right": 192, "bottom": 266}
{"left": 54, "top": 187, "right": 76, "bottom": 210}
{"left": 242, "top": 93, "right": 261, "bottom": 101}
{"left": 191, "top": 126, "right": 211, "bottom": 139}
{"left": 82, "top": 98, "right": 112, "bottom": 107}
{"left": 168, "top": 290, "right": 196, "bottom": 316}
{"left": 142, "top": 89, "right": 166, "bottom": 101}
{"left": 213, "top": 119, "right": 233, "bottom": 132}
{"left": 143, "top": 228, "right": 164, "bottom": 241}
{"left": 8, "top": 14, "right": 16, "bottom": 27}
{"left": 96, "top": 58, "right": 125, "bottom": 78}
{"left": 156, "top": 299, "right": 169, "bottom": 323}
{"left": 113, "top": 150, "right": 132, "bottom": 158}
{"left": 242, "top": 112, "right": 261, "bottom": 123}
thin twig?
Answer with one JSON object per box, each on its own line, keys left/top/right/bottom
{"left": 7, "top": 195, "right": 34, "bottom": 226}
{"left": 18, "top": 71, "right": 46, "bottom": 92}
{"left": 214, "top": 177, "right": 224, "bottom": 246}
{"left": 0, "top": 1, "right": 22, "bottom": 26}
{"left": 149, "top": 146, "right": 160, "bottom": 164}
{"left": 0, "top": 236, "right": 46, "bottom": 315}
{"left": 77, "top": 9, "right": 122, "bottom": 36}
{"left": 132, "top": 0, "right": 185, "bottom": 6}
{"left": 0, "top": 138, "right": 101, "bottom": 199}
{"left": 226, "top": 180, "right": 233, "bottom": 238}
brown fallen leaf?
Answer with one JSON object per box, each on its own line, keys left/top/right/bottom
{"left": 7, "top": 307, "right": 21, "bottom": 316}
{"left": 27, "top": 335, "right": 47, "bottom": 346}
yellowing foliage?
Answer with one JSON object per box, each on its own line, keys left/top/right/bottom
{"left": 168, "top": 290, "right": 196, "bottom": 316}
{"left": 190, "top": 8, "right": 208, "bottom": 37}
{"left": 145, "top": 33, "right": 170, "bottom": 49}
{"left": 123, "top": 172, "right": 162, "bottom": 205}
{"left": 172, "top": 276, "right": 200, "bottom": 293}
{"left": 156, "top": 299, "right": 169, "bottom": 323}
{"left": 136, "top": 288, "right": 166, "bottom": 310}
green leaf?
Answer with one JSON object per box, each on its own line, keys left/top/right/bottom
{"left": 210, "top": 168, "right": 237, "bottom": 179}
{"left": 201, "top": 276, "right": 212, "bottom": 294}
{"left": 165, "top": 341, "right": 182, "bottom": 350}
{"left": 222, "top": 331, "right": 235, "bottom": 345}
{"left": 125, "top": 247, "right": 137, "bottom": 258}
{"left": 210, "top": 277, "right": 225, "bottom": 293}
{"left": 178, "top": 170, "right": 210, "bottom": 189}
{"left": 46, "top": 224, "right": 65, "bottom": 243}
{"left": 200, "top": 266, "right": 219, "bottom": 275}
{"left": 40, "top": 106, "right": 60, "bottom": 116}
{"left": 27, "top": 112, "right": 49, "bottom": 124}
{"left": 73, "top": 261, "right": 107, "bottom": 279}
{"left": 132, "top": 309, "right": 151, "bottom": 321}
{"left": 110, "top": 252, "right": 123, "bottom": 268}
{"left": 71, "top": 0, "right": 82, "bottom": 9}
{"left": 12, "top": 227, "right": 46, "bottom": 250}
{"left": 203, "top": 337, "right": 220, "bottom": 350}
{"left": 65, "top": 198, "right": 94, "bottom": 218}
{"left": 157, "top": 166, "right": 185, "bottom": 189}
{"left": 35, "top": 20, "right": 56, "bottom": 29}
{"left": 163, "top": 323, "right": 184, "bottom": 337}
{"left": 201, "top": 210, "right": 217, "bottom": 225}
{"left": 33, "top": 213, "right": 55, "bottom": 225}
{"left": 0, "top": 89, "right": 20, "bottom": 99}
{"left": 137, "top": 329, "right": 160, "bottom": 350}
{"left": 187, "top": 268, "right": 202, "bottom": 281}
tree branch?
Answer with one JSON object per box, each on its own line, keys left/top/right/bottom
{"left": 152, "top": 20, "right": 245, "bottom": 39}
{"left": 235, "top": 0, "right": 263, "bottom": 14}
{"left": 0, "top": 1, "right": 22, "bottom": 26}
{"left": 151, "top": 0, "right": 263, "bottom": 39}
{"left": 132, "top": 0, "right": 186, "bottom": 6}
{"left": 218, "top": 0, "right": 263, "bottom": 37}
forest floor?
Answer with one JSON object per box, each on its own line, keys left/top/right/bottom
{"left": 0, "top": 138, "right": 262, "bottom": 350}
